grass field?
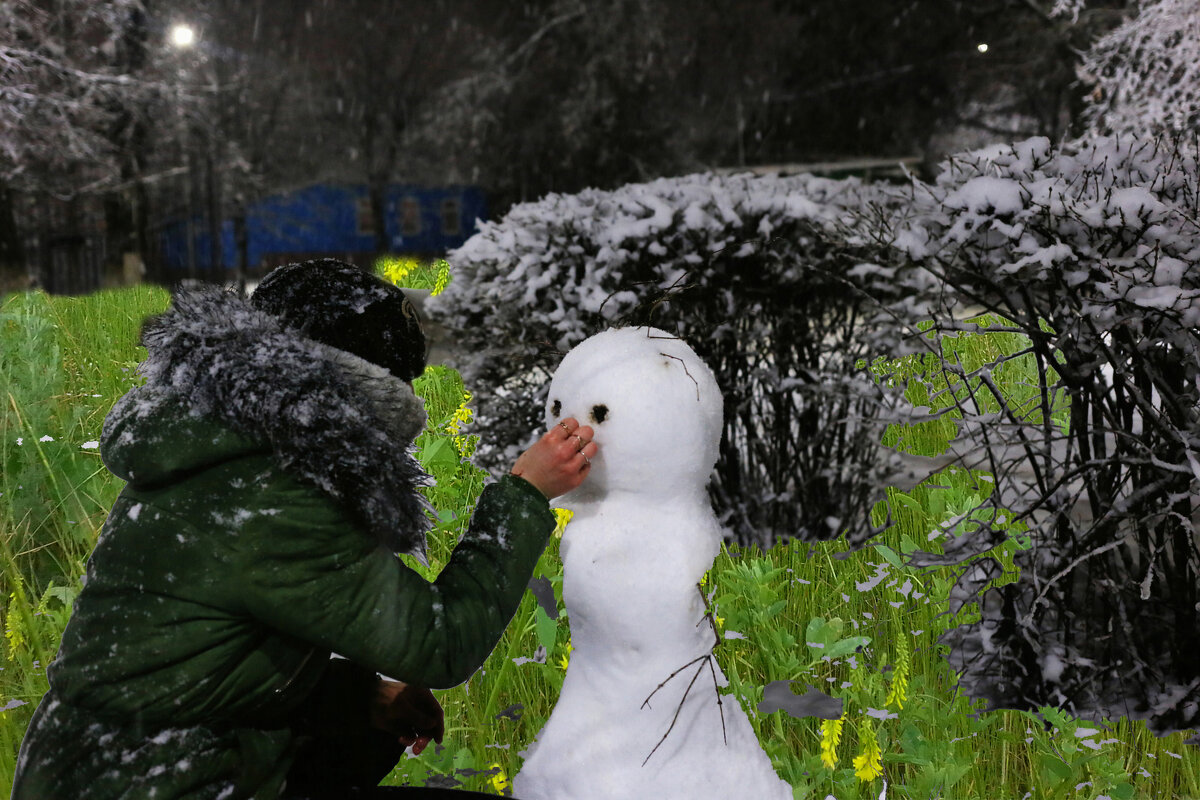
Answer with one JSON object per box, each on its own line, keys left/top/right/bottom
{"left": 1, "top": 263, "right": 1198, "bottom": 798}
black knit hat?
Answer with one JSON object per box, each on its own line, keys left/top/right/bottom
{"left": 250, "top": 259, "right": 427, "bottom": 382}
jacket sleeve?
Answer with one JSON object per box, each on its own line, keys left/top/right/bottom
{"left": 234, "top": 474, "right": 555, "bottom": 690}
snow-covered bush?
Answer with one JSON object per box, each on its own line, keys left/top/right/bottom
{"left": 870, "top": 134, "right": 1200, "bottom": 740}
{"left": 433, "top": 134, "right": 1200, "bottom": 740}
{"left": 428, "top": 172, "right": 925, "bottom": 552}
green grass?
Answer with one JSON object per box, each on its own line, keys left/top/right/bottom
{"left": 0, "top": 283, "right": 172, "bottom": 790}
{"left": 1, "top": 272, "right": 1198, "bottom": 799}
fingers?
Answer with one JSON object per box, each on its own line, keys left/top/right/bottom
{"left": 545, "top": 417, "right": 594, "bottom": 448}
{"left": 548, "top": 417, "right": 581, "bottom": 445}
{"left": 565, "top": 431, "right": 593, "bottom": 455}
{"left": 576, "top": 439, "right": 598, "bottom": 468}
{"left": 552, "top": 418, "right": 592, "bottom": 444}
{"left": 398, "top": 734, "right": 430, "bottom": 755}
{"left": 512, "top": 417, "right": 600, "bottom": 498}
{"left": 551, "top": 417, "right": 595, "bottom": 437}
{"left": 552, "top": 419, "right": 596, "bottom": 470}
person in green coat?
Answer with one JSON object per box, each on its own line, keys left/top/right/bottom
{"left": 12, "top": 260, "right": 598, "bottom": 800}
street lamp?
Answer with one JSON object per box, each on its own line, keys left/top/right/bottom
{"left": 167, "top": 21, "right": 224, "bottom": 287}
{"left": 168, "top": 22, "right": 199, "bottom": 280}
{"left": 170, "top": 24, "right": 195, "bottom": 49}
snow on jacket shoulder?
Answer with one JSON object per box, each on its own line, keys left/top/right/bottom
{"left": 12, "top": 287, "right": 555, "bottom": 800}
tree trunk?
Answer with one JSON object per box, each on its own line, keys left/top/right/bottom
{"left": 101, "top": 0, "right": 151, "bottom": 285}
{"left": 206, "top": 146, "right": 222, "bottom": 283}
{"left": 369, "top": 175, "right": 388, "bottom": 258}
{"left": 233, "top": 206, "right": 248, "bottom": 293}
{"left": 0, "top": 184, "right": 27, "bottom": 292}
{"left": 104, "top": 191, "right": 135, "bottom": 282}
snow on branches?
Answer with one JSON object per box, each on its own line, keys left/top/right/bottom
{"left": 1074, "top": 0, "right": 1200, "bottom": 136}
{"left": 0, "top": 0, "right": 152, "bottom": 193}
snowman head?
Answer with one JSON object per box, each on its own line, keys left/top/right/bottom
{"left": 545, "top": 326, "right": 723, "bottom": 501}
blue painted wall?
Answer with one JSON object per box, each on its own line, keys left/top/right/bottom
{"left": 161, "top": 183, "right": 487, "bottom": 273}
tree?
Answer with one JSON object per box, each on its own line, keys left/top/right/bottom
{"left": 1069, "top": 0, "right": 1200, "bottom": 135}
{"left": 444, "top": 0, "right": 810, "bottom": 212}
{"left": 0, "top": 0, "right": 151, "bottom": 193}
{"left": 135, "top": 0, "right": 332, "bottom": 284}
{"left": 277, "top": 0, "right": 500, "bottom": 254}
{"left": 0, "top": 0, "right": 155, "bottom": 289}
{"left": 763, "top": 0, "right": 987, "bottom": 162}
{"left": 444, "top": 0, "right": 1128, "bottom": 215}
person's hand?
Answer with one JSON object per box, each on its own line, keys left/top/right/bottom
{"left": 511, "top": 417, "right": 597, "bottom": 499}
{"left": 369, "top": 680, "right": 444, "bottom": 755}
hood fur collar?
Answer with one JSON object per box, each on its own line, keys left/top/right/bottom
{"left": 105, "top": 285, "right": 433, "bottom": 561}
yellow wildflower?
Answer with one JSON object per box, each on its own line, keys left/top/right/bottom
{"left": 488, "top": 762, "right": 510, "bottom": 793}
{"left": 5, "top": 593, "right": 26, "bottom": 659}
{"left": 852, "top": 717, "right": 883, "bottom": 782}
{"left": 4, "top": 628, "right": 22, "bottom": 660}
{"left": 453, "top": 435, "right": 477, "bottom": 459}
{"left": 558, "top": 640, "right": 574, "bottom": 671}
{"left": 885, "top": 636, "right": 910, "bottom": 711}
{"left": 819, "top": 715, "right": 845, "bottom": 769}
{"left": 552, "top": 508, "right": 573, "bottom": 538}
{"left": 432, "top": 259, "right": 451, "bottom": 295}
{"left": 445, "top": 391, "right": 474, "bottom": 435}
{"left": 380, "top": 256, "right": 418, "bottom": 286}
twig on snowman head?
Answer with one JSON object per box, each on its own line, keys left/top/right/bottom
{"left": 659, "top": 352, "right": 701, "bottom": 401}
{"left": 638, "top": 583, "right": 729, "bottom": 766}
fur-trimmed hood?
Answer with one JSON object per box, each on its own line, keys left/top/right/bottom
{"left": 101, "top": 285, "right": 433, "bottom": 561}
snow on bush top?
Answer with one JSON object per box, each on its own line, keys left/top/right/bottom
{"left": 432, "top": 135, "right": 1200, "bottom": 423}
{"left": 429, "top": 170, "right": 882, "bottom": 359}
{"left": 891, "top": 136, "right": 1200, "bottom": 340}
{"left": 427, "top": 133, "right": 1200, "bottom": 543}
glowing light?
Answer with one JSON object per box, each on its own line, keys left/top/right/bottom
{"left": 170, "top": 24, "right": 196, "bottom": 48}
{"left": 977, "top": 43, "right": 989, "bottom": 53}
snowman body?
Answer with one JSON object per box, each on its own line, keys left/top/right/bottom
{"left": 513, "top": 327, "right": 792, "bottom": 800}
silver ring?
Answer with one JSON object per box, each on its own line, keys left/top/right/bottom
{"left": 582, "top": 453, "right": 591, "bottom": 466}
{"left": 571, "top": 434, "right": 585, "bottom": 450}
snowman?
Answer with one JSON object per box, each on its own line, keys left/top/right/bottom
{"left": 513, "top": 327, "right": 793, "bottom": 800}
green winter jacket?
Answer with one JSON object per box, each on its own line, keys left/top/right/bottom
{"left": 12, "top": 287, "right": 556, "bottom": 800}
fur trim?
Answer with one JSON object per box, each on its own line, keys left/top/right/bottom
{"left": 111, "top": 285, "right": 433, "bottom": 560}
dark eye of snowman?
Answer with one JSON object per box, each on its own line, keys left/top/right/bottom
{"left": 551, "top": 399, "right": 561, "bottom": 417}
{"left": 590, "top": 404, "right": 608, "bottom": 424}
